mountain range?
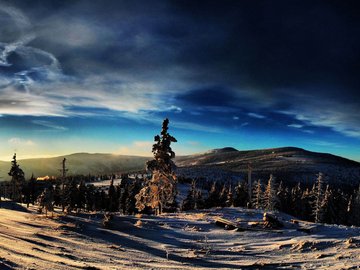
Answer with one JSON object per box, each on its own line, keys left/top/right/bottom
{"left": 1, "top": 147, "right": 359, "bottom": 185}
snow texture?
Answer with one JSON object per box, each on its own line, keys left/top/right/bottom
{"left": 0, "top": 200, "right": 359, "bottom": 269}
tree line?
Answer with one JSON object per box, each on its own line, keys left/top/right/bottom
{"left": 180, "top": 172, "right": 360, "bottom": 226}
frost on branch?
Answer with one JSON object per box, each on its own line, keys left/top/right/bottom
{"left": 135, "top": 118, "right": 177, "bottom": 214}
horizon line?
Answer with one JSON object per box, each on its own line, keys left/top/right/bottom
{"left": 0, "top": 146, "right": 359, "bottom": 163}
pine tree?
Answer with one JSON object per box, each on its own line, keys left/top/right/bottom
{"left": 277, "top": 181, "right": 290, "bottom": 213}
{"left": 100, "top": 190, "right": 107, "bottom": 210}
{"left": 320, "top": 185, "right": 333, "bottom": 224}
{"left": 225, "top": 185, "right": 234, "bottom": 207}
{"left": 264, "top": 174, "right": 278, "bottom": 211}
{"left": 25, "top": 174, "right": 37, "bottom": 207}
{"left": 8, "top": 153, "right": 25, "bottom": 202}
{"left": 219, "top": 184, "right": 229, "bottom": 207}
{"left": 126, "top": 179, "right": 141, "bottom": 214}
{"left": 135, "top": 118, "right": 177, "bottom": 214}
{"left": 85, "top": 184, "right": 96, "bottom": 211}
{"left": 252, "top": 180, "right": 263, "bottom": 209}
{"left": 291, "top": 182, "right": 303, "bottom": 218}
{"left": 300, "top": 188, "right": 313, "bottom": 221}
{"left": 53, "top": 183, "right": 62, "bottom": 207}
{"left": 63, "top": 178, "right": 78, "bottom": 213}
{"left": 181, "top": 180, "right": 197, "bottom": 211}
{"left": 326, "top": 188, "right": 347, "bottom": 225}
{"left": 77, "top": 180, "right": 87, "bottom": 211}
{"left": 348, "top": 185, "right": 360, "bottom": 226}
{"left": 233, "top": 181, "right": 248, "bottom": 207}
{"left": 37, "top": 187, "right": 54, "bottom": 216}
{"left": 195, "top": 190, "right": 205, "bottom": 209}
{"left": 108, "top": 178, "right": 117, "bottom": 212}
{"left": 205, "top": 182, "right": 220, "bottom": 208}
{"left": 312, "top": 172, "right": 325, "bottom": 223}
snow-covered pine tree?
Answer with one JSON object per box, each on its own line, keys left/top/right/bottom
{"left": 225, "top": 185, "right": 234, "bottom": 207}
{"left": 312, "top": 172, "right": 326, "bottom": 223}
{"left": 135, "top": 118, "right": 177, "bottom": 215}
{"left": 219, "top": 184, "right": 229, "bottom": 207}
{"left": 264, "top": 174, "right": 278, "bottom": 211}
{"left": 37, "top": 187, "right": 54, "bottom": 216}
{"left": 252, "top": 180, "right": 263, "bottom": 209}
{"left": 319, "top": 185, "right": 332, "bottom": 223}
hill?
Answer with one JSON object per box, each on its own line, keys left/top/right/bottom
{"left": 0, "top": 153, "right": 149, "bottom": 181}
{"left": 175, "top": 147, "right": 360, "bottom": 185}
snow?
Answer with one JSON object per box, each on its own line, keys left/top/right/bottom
{"left": 0, "top": 201, "right": 359, "bottom": 269}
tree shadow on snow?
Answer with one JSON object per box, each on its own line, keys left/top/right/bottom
{"left": 0, "top": 201, "right": 29, "bottom": 213}
{"left": 59, "top": 213, "right": 249, "bottom": 269}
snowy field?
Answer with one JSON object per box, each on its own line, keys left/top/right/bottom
{"left": 0, "top": 201, "right": 359, "bottom": 270}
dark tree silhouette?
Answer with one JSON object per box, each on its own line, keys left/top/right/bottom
{"left": 8, "top": 153, "right": 25, "bottom": 202}
{"left": 24, "top": 174, "right": 37, "bottom": 207}
{"left": 233, "top": 181, "right": 249, "bottom": 207}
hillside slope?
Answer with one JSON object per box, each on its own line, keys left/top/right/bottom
{"left": 175, "top": 147, "right": 360, "bottom": 185}
{"left": 0, "top": 153, "right": 149, "bottom": 180}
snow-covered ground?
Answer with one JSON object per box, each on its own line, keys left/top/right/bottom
{"left": 0, "top": 201, "right": 359, "bottom": 269}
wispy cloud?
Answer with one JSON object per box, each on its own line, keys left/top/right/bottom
{"left": 288, "top": 124, "right": 303, "bottom": 129}
{"left": 247, "top": 112, "right": 266, "bottom": 119}
{"left": 8, "top": 137, "right": 35, "bottom": 146}
{"left": 280, "top": 99, "right": 360, "bottom": 139}
{"left": 32, "top": 120, "right": 68, "bottom": 131}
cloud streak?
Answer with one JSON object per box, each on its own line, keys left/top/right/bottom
{"left": 248, "top": 112, "right": 266, "bottom": 119}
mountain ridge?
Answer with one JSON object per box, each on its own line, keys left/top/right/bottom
{"left": 175, "top": 146, "right": 360, "bottom": 185}
{"left": 0, "top": 147, "right": 359, "bottom": 184}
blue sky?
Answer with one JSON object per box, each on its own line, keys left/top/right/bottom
{"left": 0, "top": 0, "right": 360, "bottom": 161}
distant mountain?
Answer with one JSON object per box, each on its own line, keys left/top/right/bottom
{"left": 175, "top": 147, "right": 360, "bottom": 185}
{"left": 0, "top": 153, "right": 149, "bottom": 181}
{"left": 1, "top": 147, "right": 359, "bottom": 185}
